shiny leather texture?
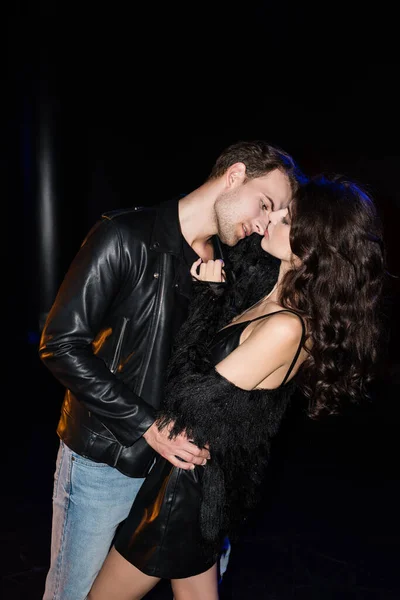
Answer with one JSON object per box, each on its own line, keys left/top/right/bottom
{"left": 39, "top": 199, "right": 193, "bottom": 477}
{"left": 114, "top": 457, "right": 218, "bottom": 579}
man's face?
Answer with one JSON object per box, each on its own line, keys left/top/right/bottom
{"left": 214, "top": 168, "right": 292, "bottom": 246}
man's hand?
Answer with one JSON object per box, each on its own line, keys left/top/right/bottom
{"left": 190, "top": 258, "right": 226, "bottom": 282}
{"left": 143, "top": 421, "right": 210, "bottom": 469}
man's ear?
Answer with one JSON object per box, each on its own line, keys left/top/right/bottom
{"left": 226, "top": 162, "right": 246, "bottom": 188}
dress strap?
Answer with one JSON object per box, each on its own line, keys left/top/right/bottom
{"left": 247, "top": 309, "right": 307, "bottom": 386}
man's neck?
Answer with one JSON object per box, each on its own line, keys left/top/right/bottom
{"left": 178, "top": 180, "right": 222, "bottom": 261}
{"left": 191, "top": 238, "right": 215, "bottom": 261}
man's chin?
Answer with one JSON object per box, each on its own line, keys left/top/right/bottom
{"left": 219, "top": 233, "right": 245, "bottom": 247}
{"left": 223, "top": 239, "right": 241, "bottom": 247}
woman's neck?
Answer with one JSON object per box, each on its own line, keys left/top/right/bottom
{"left": 230, "top": 262, "right": 293, "bottom": 325}
{"left": 270, "top": 259, "right": 294, "bottom": 301}
{"left": 264, "top": 263, "right": 287, "bottom": 304}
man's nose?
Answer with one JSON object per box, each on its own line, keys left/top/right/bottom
{"left": 257, "top": 209, "right": 273, "bottom": 234}
{"left": 269, "top": 210, "right": 279, "bottom": 225}
{"left": 254, "top": 219, "right": 268, "bottom": 235}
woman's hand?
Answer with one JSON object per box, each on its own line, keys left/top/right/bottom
{"left": 190, "top": 258, "right": 226, "bottom": 282}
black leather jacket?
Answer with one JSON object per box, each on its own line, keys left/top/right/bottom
{"left": 39, "top": 198, "right": 218, "bottom": 477}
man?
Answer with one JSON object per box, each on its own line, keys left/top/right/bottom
{"left": 39, "top": 140, "right": 305, "bottom": 599}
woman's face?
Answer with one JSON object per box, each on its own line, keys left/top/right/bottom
{"left": 260, "top": 206, "right": 293, "bottom": 262}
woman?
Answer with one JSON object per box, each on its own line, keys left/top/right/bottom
{"left": 88, "top": 174, "right": 386, "bottom": 599}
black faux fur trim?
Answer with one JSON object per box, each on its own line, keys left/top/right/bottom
{"left": 158, "top": 366, "right": 294, "bottom": 543}
{"left": 219, "top": 234, "right": 280, "bottom": 326}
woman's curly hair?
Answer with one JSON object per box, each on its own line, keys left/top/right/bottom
{"left": 279, "top": 174, "right": 387, "bottom": 417}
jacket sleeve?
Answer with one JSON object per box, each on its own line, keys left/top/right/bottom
{"left": 38, "top": 217, "right": 155, "bottom": 447}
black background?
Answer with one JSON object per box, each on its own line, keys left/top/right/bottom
{"left": 5, "top": 2, "right": 400, "bottom": 598}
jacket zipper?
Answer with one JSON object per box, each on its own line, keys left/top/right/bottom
{"left": 110, "top": 317, "right": 130, "bottom": 374}
{"left": 103, "top": 316, "right": 130, "bottom": 461}
{"left": 136, "top": 254, "right": 166, "bottom": 394}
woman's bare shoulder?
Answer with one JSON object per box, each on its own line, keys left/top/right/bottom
{"left": 250, "top": 309, "right": 305, "bottom": 343}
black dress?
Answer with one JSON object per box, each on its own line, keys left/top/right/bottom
{"left": 114, "top": 310, "right": 305, "bottom": 579}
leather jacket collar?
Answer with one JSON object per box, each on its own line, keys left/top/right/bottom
{"left": 150, "top": 197, "right": 183, "bottom": 254}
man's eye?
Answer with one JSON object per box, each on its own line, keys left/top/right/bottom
{"left": 261, "top": 201, "right": 269, "bottom": 211}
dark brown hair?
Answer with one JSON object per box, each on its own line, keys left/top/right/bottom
{"left": 280, "top": 174, "right": 386, "bottom": 417}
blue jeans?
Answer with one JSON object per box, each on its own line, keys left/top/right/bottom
{"left": 43, "top": 440, "right": 145, "bottom": 600}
